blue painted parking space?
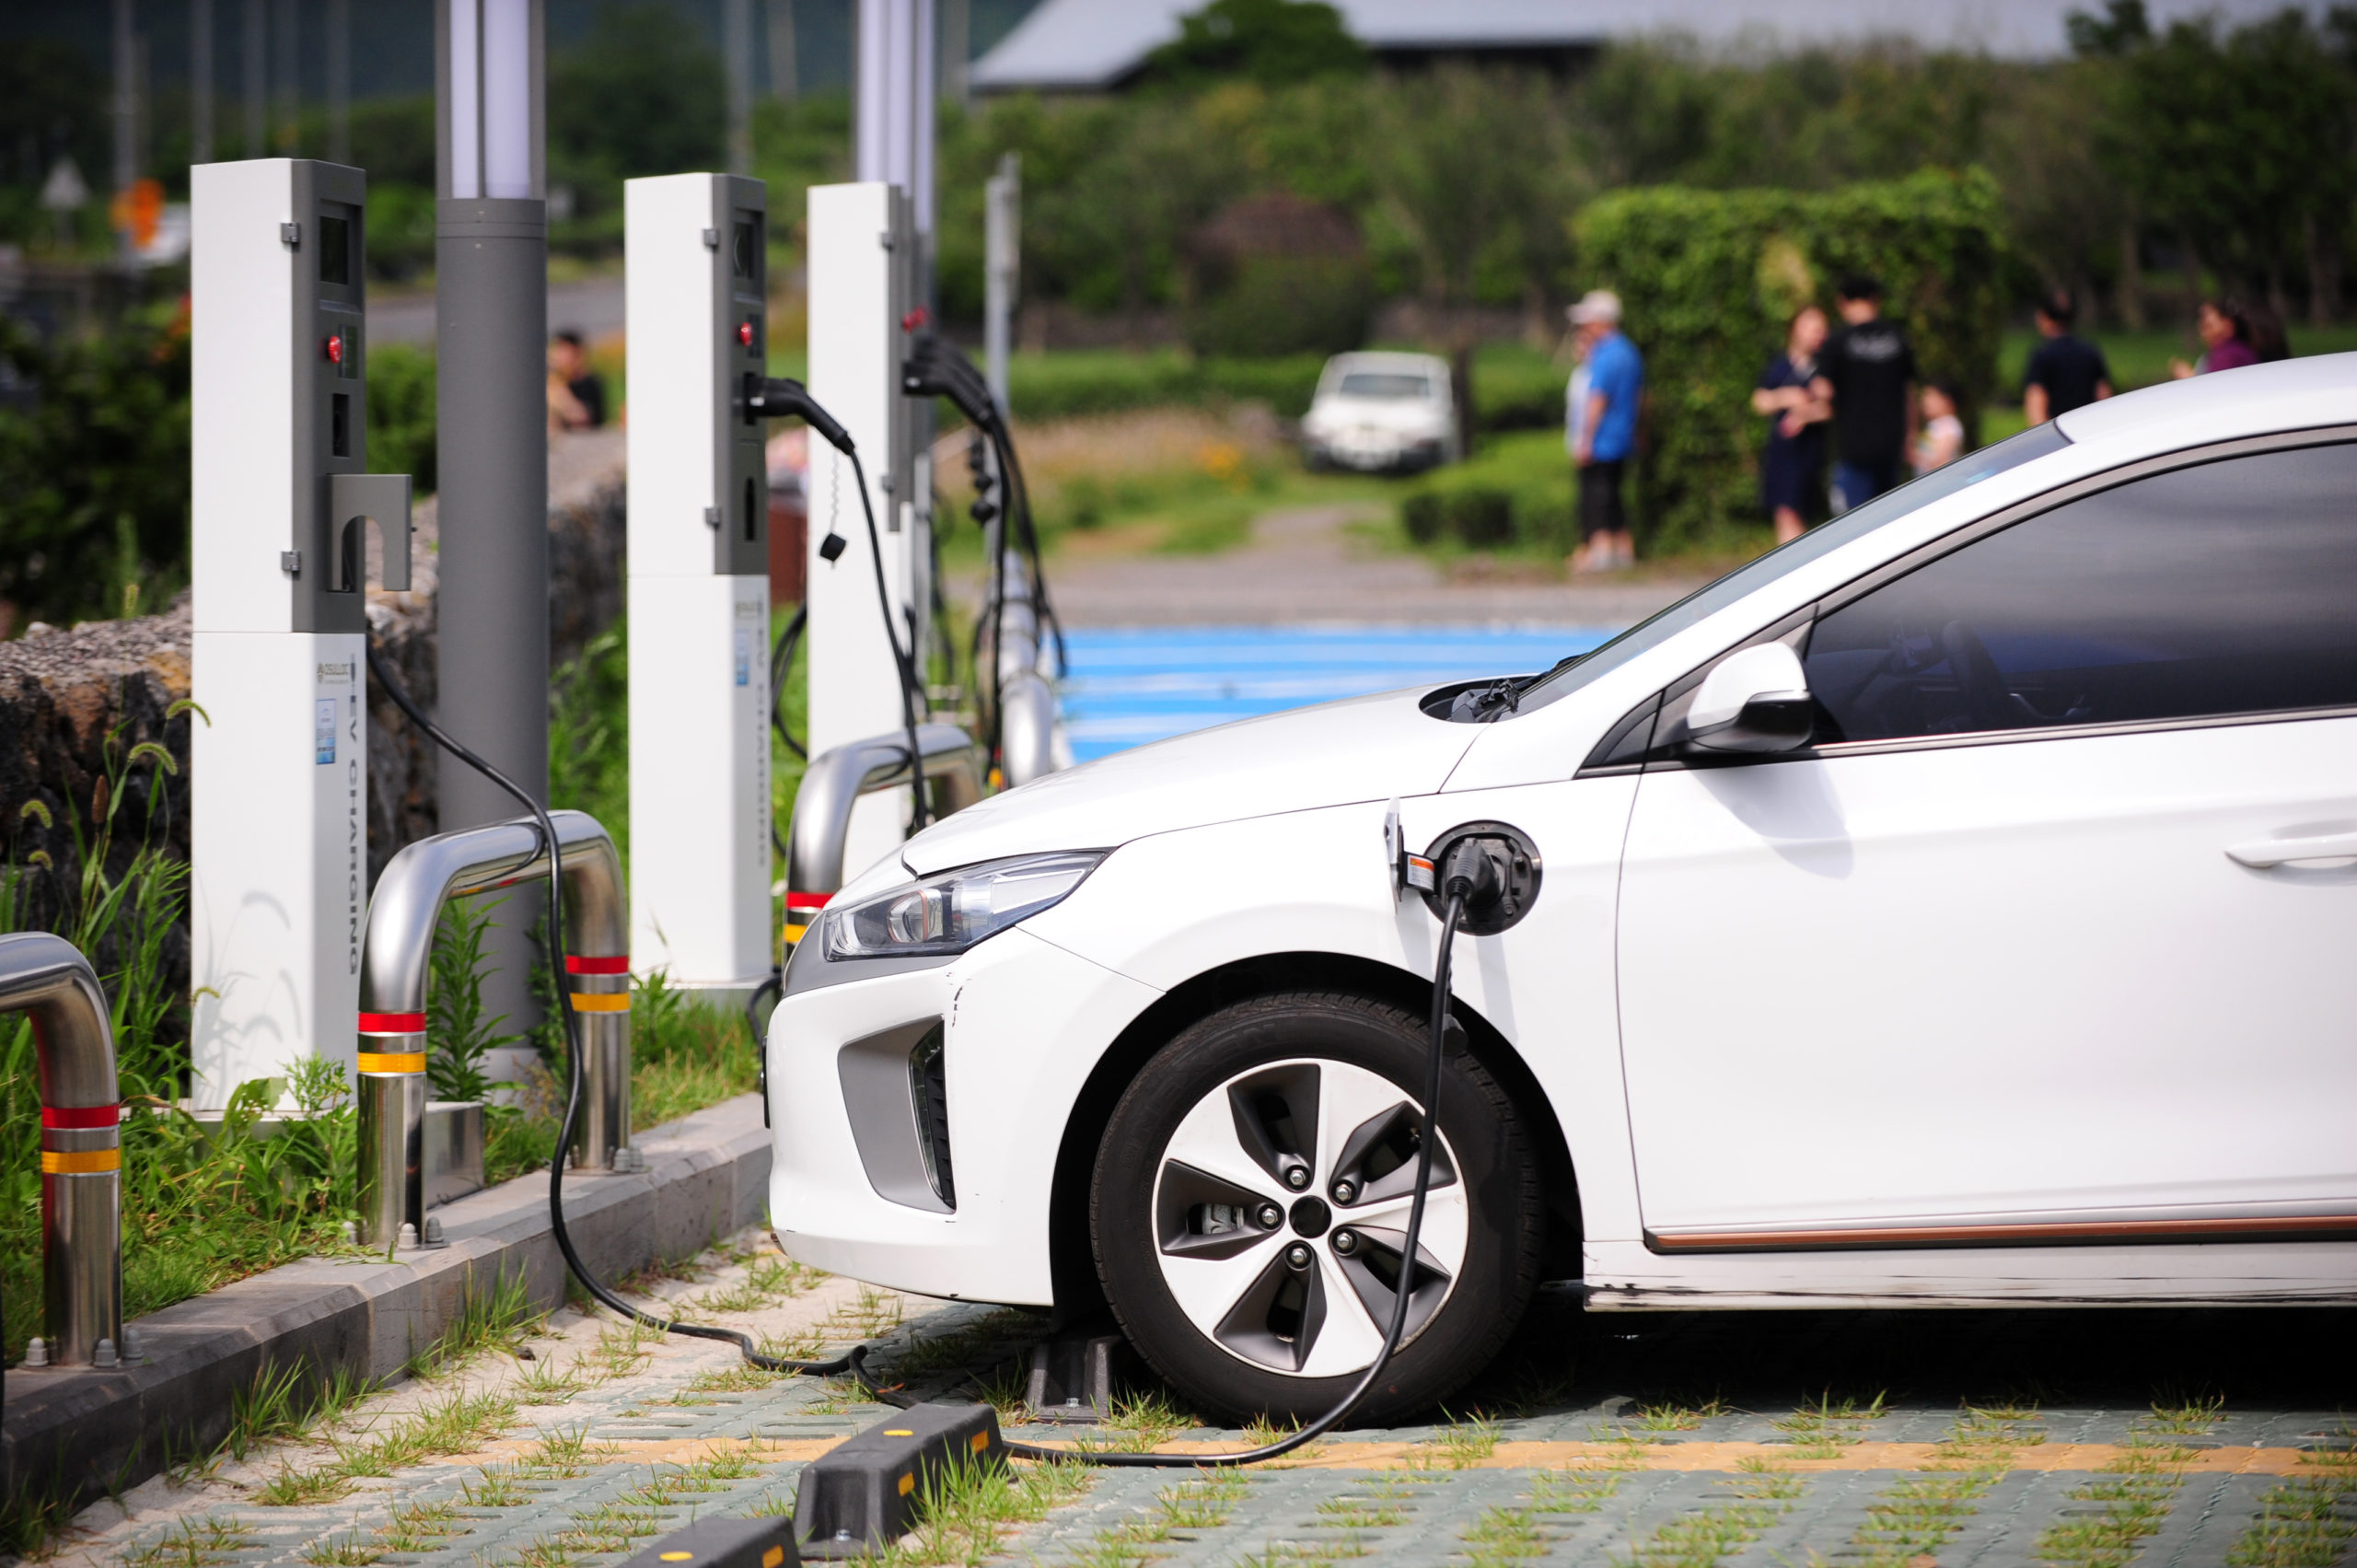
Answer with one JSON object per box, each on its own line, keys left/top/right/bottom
{"left": 1059, "top": 624, "right": 1620, "bottom": 761}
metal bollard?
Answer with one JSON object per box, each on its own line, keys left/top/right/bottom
{"left": 783, "top": 725, "right": 984, "bottom": 954}
{"left": 356, "top": 809, "right": 629, "bottom": 1245}
{"left": 0, "top": 932, "right": 123, "bottom": 1366}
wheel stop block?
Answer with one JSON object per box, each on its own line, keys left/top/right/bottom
{"left": 1024, "top": 1331, "right": 1122, "bottom": 1423}
{"left": 794, "top": 1402, "right": 1006, "bottom": 1557}
{"left": 618, "top": 1514, "right": 798, "bottom": 1568}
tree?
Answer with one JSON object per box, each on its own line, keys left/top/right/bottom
{"left": 548, "top": 3, "right": 726, "bottom": 225}
{"left": 1140, "top": 0, "right": 1366, "bottom": 89}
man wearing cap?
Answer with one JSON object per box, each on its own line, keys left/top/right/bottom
{"left": 1568, "top": 290, "right": 1642, "bottom": 574}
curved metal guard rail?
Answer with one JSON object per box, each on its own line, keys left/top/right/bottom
{"left": 782, "top": 724, "right": 984, "bottom": 949}
{"left": 355, "top": 808, "right": 629, "bottom": 1247}
{"left": 0, "top": 932, "right": 122, "bottom": 1366}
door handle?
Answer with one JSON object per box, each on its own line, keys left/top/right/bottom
{"left": 2225, "top": 830, "right": 2357, "bottom": 868}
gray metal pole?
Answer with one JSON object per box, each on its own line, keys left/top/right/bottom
{"left": 192, "top": 0, "right": 215, "bottom": 165}
{"left": 726, "top": 0, "right": 753, "bottom": 175}
{"left": 241, "top": 0, "right": 263, "bottom": 157}
{"left": 272, "top": 0, "right": 295, "bottom": 152}
{"left": 942, "top": 0, "right": 968, "bottom": 112}
{"left": 984, "top": 151, "right": 1017, "bottom": 416}
{"left": 112, "top": 0, "right": 136, "bottom": 215}
{"left": 327, "top": 0, "right": 350, "bottom": 165}
{"left": 435, "top": 0, "right": 550, "bottom": 1063}
{"left": 766, "top": 0, "right": 796, "bottom": 101}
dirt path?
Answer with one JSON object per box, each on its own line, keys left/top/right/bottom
{"left": 1006, "top": 504, "right": 1708, "bottom": 626}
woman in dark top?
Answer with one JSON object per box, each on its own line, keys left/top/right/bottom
{"left": 1752, "top": 306, "right": 1832, "bottom": 543}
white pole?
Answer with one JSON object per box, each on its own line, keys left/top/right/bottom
{"left": 984, "top": 150, "right": 1018, "bottom": 417}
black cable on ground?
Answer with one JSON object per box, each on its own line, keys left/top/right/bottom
{"left": 365, "top": 636, "right": 858, "bottom": 1380}
{"left": 999, "top": 885, "right": 1468, "bottom": 1469}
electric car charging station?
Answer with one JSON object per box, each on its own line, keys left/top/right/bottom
{"left": 27, "top": 3, "right": 2357, "bottom": 1558}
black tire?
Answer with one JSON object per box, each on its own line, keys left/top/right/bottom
{"left": 1090, "top": 990, "right": 1544, "bottom": 1424}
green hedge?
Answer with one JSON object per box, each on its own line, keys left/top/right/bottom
{"left": 1577, "top": 168, "right": 2007, "bottom": 554}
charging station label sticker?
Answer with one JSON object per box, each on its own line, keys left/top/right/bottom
{"left": 734, "top": 626, "right": 752, "bottom": 687}
{"left": 314, "top": 699, "right": 337, "bottom": 764}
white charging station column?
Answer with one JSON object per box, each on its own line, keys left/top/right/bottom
{"left": 625, "top": 174, "right": 773, "bottom": 990}
{"left": 191, "top": 158, "right": 411, "bottom": 1110}
{"left": 806, "top": 181, "right": 922, "bottom": 880}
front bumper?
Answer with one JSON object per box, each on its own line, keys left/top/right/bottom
{"left": 765, "top": 925, "right": 1162, "bottom": 1305}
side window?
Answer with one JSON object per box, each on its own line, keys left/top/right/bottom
{"left": 1805, "top": 442, "right": 2357, "bottom": 744}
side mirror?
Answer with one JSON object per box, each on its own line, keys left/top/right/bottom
{"left": 1686, "top": 642, "right": 1814, "bottom": 755}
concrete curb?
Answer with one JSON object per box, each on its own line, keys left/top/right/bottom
{"left": 1, "top": 1093, "right": 772, "bottom": 1512}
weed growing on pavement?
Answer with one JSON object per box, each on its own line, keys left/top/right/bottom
{"left": 1843, "top": 1406, "right": 2041, "bottom": 1566}
{"left": 1075, "top": 1389, "right": 1190, "bottom": 1454}
{"left": 118, "top": 1516, "right": 260, "bottom": 1568}
{"left": 460, "top": 1467, "right": 534, "bottom": 1509}
{"left": 1632, "top": 1397, "right": 1726, "bottom": 1433}
{"left": 2145, "top": 1392, "right": 2227, "bottom": 1434}
{"left": 589, "top": 1317, "right": 667, "bottom": 1379}
{"left": 515, "top": 1425, "right": 617, "bottom": 1481}
{"left": 1461, "top": 1505, "right": 1547, "bottom": 1567}
{"left": 2225, "top": 1436, "right": 2356, "bottom": 1566}
{"left": 683, "top": 1362, "right": 788, "bottom": 1395}
{"left": 376, "top": 1501, "right": 465, "bottom": 1554}
{"left": 695, "top": 1254, "right": 829, "bottom": 1314}
{"left": 1774, "top": 1390, "right": 1889, "bottom": 1458}
{"left": 1232, "top": 1537, "right": 1371, "bottom": 1567}
{"left": 407, "top": 1266, "right": 540, "bottom": 1378}
{"left": 1615, "top": 1464, "right": 1804, "bottom": 1568}
{"left": 821, "top": 1283, "right": 907, "bottom": 1341}
{"left": 1528, "top": 1467, "right": 1624, "bottom": 1513}
{"left": 514, "top": 1356, "right": 592, "bottom": 1403}
{"left": 1315, "top": 1495, "right": 1409, "bottom": 1529}
{"left": 300, "top": 1532, "right": 382, "bottom": 1566}
{"left": 1157, "top": 1470, "right": 1249, "bottom": 1529}
{"left": 1407, "top": 1411, "right": 1500, "bottom": 1469}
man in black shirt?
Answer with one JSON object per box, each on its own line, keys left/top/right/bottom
{"left": 1810, "top": 276, "right": 1917, "bottom": 513}
{"left": 548, "top": 329, "right": 608, "bottom": 431}
{"left": 2023, "top": 291, "right": 2112, "bottom": 424}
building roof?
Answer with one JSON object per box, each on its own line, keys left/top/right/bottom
{"left": 970, "top": 0, "right": 2316, "bottom": 91}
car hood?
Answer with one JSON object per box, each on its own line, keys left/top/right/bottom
{"left": 1306, "top": 396, "right": 1446, "bottom": 433}
{"left": 900, "top": 685, "right": 1478, "bottom": 876}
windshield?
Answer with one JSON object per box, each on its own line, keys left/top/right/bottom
{"left": 1334, "top": 372, "right": 1433, "bottom": 400}
{"left": 1515, "top": 421, "right": 2073, "bottom": 713}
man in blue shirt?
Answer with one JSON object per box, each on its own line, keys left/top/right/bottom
{"left": 1570, "top": 290, "right": 1643, "bottom": 573}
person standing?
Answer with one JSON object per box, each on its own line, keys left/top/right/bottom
{"left": 1811, "top": 276, "right": 1916, "bottom": 513}
{"left": 2169, "top": 297, "right": 2260, "bottom": 378}
{"left": 547, "top": 329, "right": 608, "bottom": 432}
{"left": 1751, "top": 305, "right": 1830, "bottom": 544}
{"left": 2023, "top": 290, "right": 2112, "bottom": 424}
{"left": 1911, "top": 382, "right": 1966, "bottom": 475}
{"left": 1569, "top": 289, "right": 1643, "bottom": 574}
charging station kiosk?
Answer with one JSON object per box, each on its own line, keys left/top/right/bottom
{"left": 190, "top": 158, "right": 411, "bottom": 1110}
{"left": 624, "top": 174, "right": 774, "bottom": 991}
{"left": 806, "top": 181, "right": 927, "bottom": 879}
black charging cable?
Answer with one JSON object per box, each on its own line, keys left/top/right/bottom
{"left": 750, "top": 376, "right": 931, "bottom": 831}
{"left": 365, "top": 637, "right": 862, "bottom": 1379}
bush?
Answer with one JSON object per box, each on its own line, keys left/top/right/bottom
{"left": 1185, "top": 255, "right": 1376, "bottom": 359}
{"left": 1399, "top": 485, "right": 1518, "bottom": 548}
{"left": 367, "top": 342, "right": 436, "bottom": 494}
{"left": 0, "top": 302, "right": 192, "bottom": 627}
{"left": 1003, "top": 349, "right": 1329, "bottom": 421}
{"left": 1577, "top": 168, "right": 2007, "bottom": 554}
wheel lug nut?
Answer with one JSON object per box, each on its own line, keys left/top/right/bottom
{"left": 1283, "top": 1242, "right": 1313, "bottom": 1271}
{"left": 1331, "top": 1228, "right": 1358, "bottom": 1256}
{"left": 1283, "top": 1165, "right": 1310, "bottom": 1191}
{"left": 1330, "top": 1179, "right": 1357, "bottom": 1204}
{"left": 1255, "top": 1202, "right": 1283, "bottom": 1230}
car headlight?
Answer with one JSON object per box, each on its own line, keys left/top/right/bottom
{"left": 822, "top": 851, "right": 1105, "bottom": 960}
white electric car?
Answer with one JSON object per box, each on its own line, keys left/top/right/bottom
{"left": 770, "top": 356, "right": 2357, "bottom": 1421}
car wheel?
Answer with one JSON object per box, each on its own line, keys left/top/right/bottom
{"left": 1091, "top": 991, "right": 1543, "bottom": 1424}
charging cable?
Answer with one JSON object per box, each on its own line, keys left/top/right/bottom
{"left": 749, "top": 377, "right": 931, "bottom": 831}
{"left": 365, "top": 638, "right": 864, "bottom": 1379}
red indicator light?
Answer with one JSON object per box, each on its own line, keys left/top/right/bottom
{"left": 738, "top": 320, "right": 754, "bottom": 347}
{"left": 325, "top": 331, "right": 345, "bottom": 365}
